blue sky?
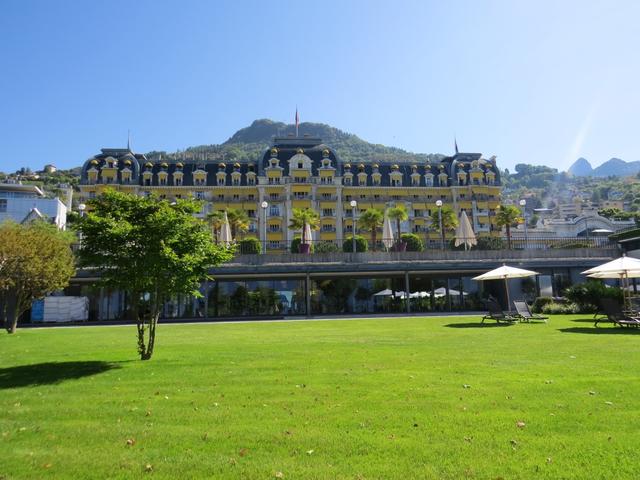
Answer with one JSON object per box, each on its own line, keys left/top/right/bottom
{"left": 1, "top": 0, "right": 639, "bottom": 173}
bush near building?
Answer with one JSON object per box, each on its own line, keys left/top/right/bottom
{"left": 342, "top": 235, "right": 368, "bottom": 252}
{"left": 400, "top": 233, "right": 424, "bottom": 252}
{"left": 238, "top": 237, "right": 261, "bottom": 255}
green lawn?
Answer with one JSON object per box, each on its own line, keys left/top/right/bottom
{"left": 1, "top": 315, "right": 639, "bottom": 479}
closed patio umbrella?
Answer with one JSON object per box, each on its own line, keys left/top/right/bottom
{"left": 454, "top": 211, "right": 477, "bottom": 250}
{"left": 302, "top": 222, "right": 313, "bottom": 245}
{"left": 473, "top": 265, "right": 539, "bottom": 311}
{"left": 382, "top": 212, "right": 394, "bottom": 250}
{"left": 220, "top": 211, "right": 232, "bottom": 246}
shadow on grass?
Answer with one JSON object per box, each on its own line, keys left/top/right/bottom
{"left": 0, "top": 361, "right": 120, "bottom": 389}
{"left": 558, "top": 327, "right": 640, "bottom": 335}
{"left": 444, "top": 322, "right": 515, "bottom": 328}
{"left": 571, "top": 318, "right": 603, "bottom": 324}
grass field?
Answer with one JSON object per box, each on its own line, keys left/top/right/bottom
{"left": 1, "top": 315, "right": 639, "bottom": 479}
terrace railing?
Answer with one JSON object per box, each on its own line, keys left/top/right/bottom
{"left": 235, "top": 235, "right": 618, "bottom": 256}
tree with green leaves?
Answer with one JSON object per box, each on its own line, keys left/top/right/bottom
{"left": 0, "top": 221, "right": 75, "bottom": 334}
{"left": 288, "top": 208, "right": 320, "bottom": 246}
{"left": 428, "top": 205, "right": 458, "bottom": 245}
{"left": 495, "top": 204, "right": 522, "bottom": 249}
{"left": 76, "top": 190, "right": 234, "bottom": 360}
{"left": 387, "top": 205, "right": 408, "bottom": 248}
{"left": 226, "top": 208, "right": 250, "bottom": 239}
{"left": 358, "top": 208, "right": 384, "bottom": 251}
{"left": 206, "top": 210, "right": 225, "bottom": 244}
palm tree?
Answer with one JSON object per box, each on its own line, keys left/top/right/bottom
{"left": 495, "top": 204, "right": 522, "bottom": 249}
{"left": 226, "top": 208, "right": 250, "bottom": 239}
{"left": 428, "top": 205, "right": 458, "bottom": 246}
{"left": 387, "top": 205, "right": 408, "bottom": 249}
{"left": 206, "top": 210, "right": 225, "bottom": 244}
{"left": 288, "top": 208, "right": 320, "bottom": 248}
{"left": 359, "top": 208, "right": 384, "bottom": 251}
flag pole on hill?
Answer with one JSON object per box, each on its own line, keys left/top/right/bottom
{"left": 295, "top": 107, "right": 299, "bottom": 137}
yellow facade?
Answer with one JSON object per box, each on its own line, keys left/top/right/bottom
{"left": 79, "top": 141, "right": 502, "bottom": 252}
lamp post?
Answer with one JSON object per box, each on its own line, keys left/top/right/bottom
{"left": 77, "top": 203, "right": 86, "bottom": 247}
{"left": 350, "top": 200, "right": 357, "bottom": 253}
{"left": 519, "top": 199, "right": 528, "bottom": 248}
{"left": 436, "top": 200, "right": 444, "bottom": 250}
{"left": 261, "top": 200, "right": 268, "bottom": 254}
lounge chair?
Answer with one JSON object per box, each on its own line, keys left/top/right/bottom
{"left": 596, "top": 298, "right": 640, "bottom": 328}
{"left": 482, "top": 300, "right": 517, "bottom": 324}
{"left": 513, "top": 300, "right": 548, "bottom": 322}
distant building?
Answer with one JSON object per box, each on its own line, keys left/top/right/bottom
{"left": 43, "top": 164, "right": 57, "bottom": 174}
{"left": 0, "top": 183, "right": 67, "bottom": 229}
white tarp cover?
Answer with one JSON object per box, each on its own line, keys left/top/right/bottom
{"left": 43, "top": 296, "right": 89, "bottom": 322}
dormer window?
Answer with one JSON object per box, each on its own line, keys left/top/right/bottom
{"left": 343, "top": 177, "right": 352, "bottom": 185}
{"left": 298, "top": 162, "right": 303, "bottom": 169}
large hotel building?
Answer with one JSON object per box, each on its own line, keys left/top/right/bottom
{"left": 78, "top": 136, "right": 503, "bottom": 249}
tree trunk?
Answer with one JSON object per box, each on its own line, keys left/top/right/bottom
{"left": 506, "top": 225, "right": 512, "bottom": 249}
{"left": 371, "top": 228, "right": 377, "bottom": 252}
{"left": 133, "top": 291, "right": 160, "bottom": 361}
{"left": 396, "top": 219, "right": 401, "bottom": 245}
{"left": 4, "top": 294, "right": 19, "bottom": 334}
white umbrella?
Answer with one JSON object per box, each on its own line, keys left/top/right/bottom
{"left": 382, "top": 212, "right": 394, "bottom": 250}
{"left": 302, "top": 222, "right": 313, "bottom": 245}
{"left": 373, "top": 288, "right": 394, "bottom": 296}
{"left": 432, "top": 287, "right": 468, "bottom": 297}
{"left": 582, "top": 255, "right": 640, "bottom": 309}
{"left": 582, "top": 255, "right": 640, "bottom": 276}
{"left": 220, "top": 211, "right": 232, "bottom": 246}
{"left": 454, "top": 211, "right": 477, "bottom": 250}
{"left": 473, "top": 265, "right": 539, "bottom": 311}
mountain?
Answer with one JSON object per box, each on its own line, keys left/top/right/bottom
{"left": 568, "top": 157, "right": 592, "bottom": 176}
{"left": 592, "top": 158, "right": 640, "bottom": 177}
{"left": 567, "top": 157, "right": 640, "bottom": 177}
{"left": 149, "top": 119, "right": 443, "bottom": 165}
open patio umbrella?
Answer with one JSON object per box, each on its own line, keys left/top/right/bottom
{"left": 454, "top": 211, "right": 477, "bottom": 250}
{"left": 582, "top": 255, "right": 640, "bottom": 309}
{"left": 473, "top": 265, "right": 539, "bottom": 311}
{"left": 382, "top": 212, "right": 394, "bottom": 250}
{"left": 220, "top": 211, "right": 232, "bottom": 246}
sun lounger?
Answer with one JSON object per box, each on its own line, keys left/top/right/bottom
{"left": 513, "top": 300, "right": 548, "bottom": 322}
{"left": 482, "top": 300, "right": 517, "bottom": 324}
{"left": 596, "top": 298, "right": 640, "bottom": 328}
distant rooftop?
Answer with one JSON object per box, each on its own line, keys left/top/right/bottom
{"left": 0, "top": 183, "right": 44, "bottom": 197}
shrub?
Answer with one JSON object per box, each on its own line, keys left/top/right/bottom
{"left": 314, "top": 241, "right": 340, "bottom": 253}
{"left": 541, "top": 302, "right": 579, "bottom": 314}
{"left": 476, "top": 237, "right": 506, "bottom": 250}
{"left": 290, "top": 237, "right": 314, "bottom": 254}
{"left": 238, "top": 237, "right": 261, "bottom": 255}
{"left": 531, "top": 297, "right": 556, "bottom": 313}
{"left": 342, "top": 235, "right": 368, "bottom": 253}
{"left": 564, "top": 281, "right": 624, "bottom": 313}
{"left": 401, "top": 233, "right": 424, "bottom": 252}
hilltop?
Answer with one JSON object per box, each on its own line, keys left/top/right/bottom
{"left": 148, "top": 119, "right": 444, "bottom": 165}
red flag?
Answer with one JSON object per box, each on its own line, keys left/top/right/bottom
{"left": 295, "top": 107, "right": 299, "bottom": 137}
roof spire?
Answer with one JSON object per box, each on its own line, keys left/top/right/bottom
{"left": 454, "top": 136, "right": 459, "bottom": 154}
{"left": 127, "top": 129, "right": 131, "bottom": 151}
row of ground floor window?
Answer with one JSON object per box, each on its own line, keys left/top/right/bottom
{"left": 62, "top": 267, "right": 639, "bottom": 321}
